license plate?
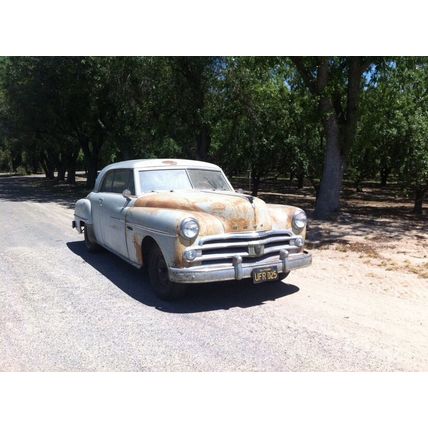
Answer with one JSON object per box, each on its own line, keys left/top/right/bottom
{"left": 252, "top": 266, "right": 279, "bottom": 284}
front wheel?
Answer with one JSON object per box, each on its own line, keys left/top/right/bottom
{"left": 279, "top": 271, "right": 290, "bottom": 281}
{"left": 147, "top": 245, "right": 188, "bottom": 300}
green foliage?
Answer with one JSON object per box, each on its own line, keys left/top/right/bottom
{"left": 0, "top": 56, "right": 426, "bottom": 211}
{"left": 351, "top": 58, "right": 428, "bottom": 209}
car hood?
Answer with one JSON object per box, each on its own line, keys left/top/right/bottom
{"left": 133, "top": 190, "right": 274, "bottom": 234}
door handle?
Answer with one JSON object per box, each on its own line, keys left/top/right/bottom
{"left": 98, "top": 198, "right": 103, "bottom": 207}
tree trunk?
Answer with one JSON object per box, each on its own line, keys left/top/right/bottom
{"left": 40, "top": 151, "right": 55, "bottom": 179}
{"left": 292, "top": 57, "right": 367, "bottom": 219}
{"left": 196, "top": 125, "right": 211, "bottom": 161}
{"left": 66, "top": 161, "right": 76, "bottom": 184}
{"left": 86, "top": 156, "right": 98, "bottom": 189}
{"left": 63, "top": 150, "right": 78, "bottom": 184}
{"left": 297, "top": 171, "right": 305, "bottom": 189}
{"left": 78, "top": 134, "right": 102, "bottom": 189}
{"left": 314, "top": 117, "right": 344, "bottom": 218}
{"left": 380, "top": 167, "right": 391, "bottom": 187}
{"left": 57, "top": 164, "right": 66, "bottom": 181}
{"left": 413, "top": 186, "right": 426, "bottom": 214}
{"left": 119, "top": 137, "right": 131, "bottom": 161}
{"left": 251, "top": 175, "right": 260, "bottom": 196}
{"left": 309, "top": 177, "right": 320, "bottom": 199}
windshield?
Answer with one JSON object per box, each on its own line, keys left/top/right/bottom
{"left": 139, "top": 169, "right": 231, "bottom": 193}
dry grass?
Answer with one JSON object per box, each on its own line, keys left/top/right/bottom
{"left": 322, "top": 239, "right": 428, "bottom": 280}
{"left": 335, "top": 242, "right": 381, "bottom": 258}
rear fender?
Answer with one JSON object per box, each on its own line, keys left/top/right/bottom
{"left": 74, "top": 198, "right": 92, "bottom": 232}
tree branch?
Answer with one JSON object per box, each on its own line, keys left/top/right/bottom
{"left": 291, "top": 57, "right": 318, "bottom": 94}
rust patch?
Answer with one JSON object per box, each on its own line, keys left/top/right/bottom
{"left": 266, "top": 204, "right": 294, "bottom": 229}
{"left": 161, "top": 160, "right": 178, "bottom": 165}
{"left": 174, "top": 240, "right": 188, "bottom": 268}
{"left": 134, "top": 192, "right": 272, "bottom": 234}
{"left": 133, "top": 233, "right": 143, "bottom": 265}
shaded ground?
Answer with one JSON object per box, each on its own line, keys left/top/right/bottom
{"left": 0, "top": 174, "right": 88, "bottom": 209}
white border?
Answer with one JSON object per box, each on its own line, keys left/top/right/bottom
{"left": 1, "top": 1, "right": 427, "bottom": 427}
{"left": 1, "top": 0, "right": 427, "bottom": 55}
{"left": 1, "top": 373, "right": 427, "bottom": 428}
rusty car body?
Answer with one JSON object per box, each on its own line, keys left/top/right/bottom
{"left": 72, "top": 159, "right": 312, "bottom": 299}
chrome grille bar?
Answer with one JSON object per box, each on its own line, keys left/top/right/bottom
{"left": 199, "top": 235, "right": 293, "bottom": 251}
{"left": 193, "top": 229, "right": 301, "bottom": 265}
{"left": 198, "top": 229, "right": 292, "bottom": 245}
{"left": 195, "top": 243, "right": 299, "bottom": 262}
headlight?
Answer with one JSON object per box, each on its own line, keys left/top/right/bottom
{"left": 180, "top": 218, "right": 200, "bottom": 239}
{"left": 292, "top": 210, "right": 307, "bottom": 231}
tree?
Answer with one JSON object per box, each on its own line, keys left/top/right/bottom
{"left": 393, "top": 58, "right": 428, "bottom": 214}
{"left": 212, "top": 57, "right": 296, "bottom": 195}
{"left": 291, "top": 57, "right": 373, "bottom": 218}
{"left": 355, "top": 58, "right": 428, "bottom": 213}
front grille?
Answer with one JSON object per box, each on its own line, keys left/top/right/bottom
{"left": 195, "top": 230, "right": 299, "bottom": 266}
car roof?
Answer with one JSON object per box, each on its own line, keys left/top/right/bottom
{"left": 101, "top": 158, "right": 221, "bottom": 171}
{"left": 93, "top": 159, "right": 224, "bottom": 192}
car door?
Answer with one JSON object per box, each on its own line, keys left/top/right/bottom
{"left": 90, "top": 170, "right": 115, "bottom": 245}
{"left": 100, "top": 169, "right": 135, "bottom": 258}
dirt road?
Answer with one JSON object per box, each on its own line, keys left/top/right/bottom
{"left": 1, "top": 175, "right": 427, "bottom": 371}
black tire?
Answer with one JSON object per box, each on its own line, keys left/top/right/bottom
{"left": 84, "top": 224, "right": 101, "bottom": 252}
{"left": 279, "top": 271, "right": 290, "bottom": 281}
{"left": 147, "top": 245, "right": 188, "bottom": 300}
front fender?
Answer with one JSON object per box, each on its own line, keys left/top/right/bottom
{"left": 125, "top": 207, "right": 225, "bottom": 268}
{"left": 266, "top": 204, "right": 307, "bottom": 239}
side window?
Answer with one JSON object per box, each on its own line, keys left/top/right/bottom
{"left": 100, "top": 171, "right": 114, "bottom": 192}
{"left": 99, "top": 169, "right": 135, "bottom": 194}
{"left": 111, "top": 170, "right": 130, "bottom": 193}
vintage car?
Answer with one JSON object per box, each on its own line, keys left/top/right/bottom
{"left": 72, "top": 159, "right": 312, "bottom": 299}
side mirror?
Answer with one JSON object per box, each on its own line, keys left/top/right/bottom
{"left": 122, "top": 189, "right": 132, "bottom": 200}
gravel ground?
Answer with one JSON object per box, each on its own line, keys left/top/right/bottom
{"left": 0, "top": 175, "right": 427, "bottom": 371}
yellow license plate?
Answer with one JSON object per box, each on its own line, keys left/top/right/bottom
{"left": 252, "top": 266, "right": 279, "bottom": 284}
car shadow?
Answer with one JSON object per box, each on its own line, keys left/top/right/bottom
{"left": 66, "top": 240, "right": 300, "bottom": 314}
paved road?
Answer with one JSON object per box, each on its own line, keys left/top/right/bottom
{"left": 1, "top": 175, "right": 427, "bottom": 371}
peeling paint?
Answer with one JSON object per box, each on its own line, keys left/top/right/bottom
{"left": 132, "top": 233, "right": 143, "bottom": 265}
{"left": 134, "top": 191, "right": 273, "bottom": 234}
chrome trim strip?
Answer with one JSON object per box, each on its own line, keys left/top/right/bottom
{"left": 128, "top": 223, "right": 176, "bottom": 238}
{"left": 195, "top": 244, "right": 299, "bottom": 262}
{"left": 198, "top": 235, "right": 294, "bottom": 251}
{"left": 198, "top": 229, "right": 293, "bottom": 245}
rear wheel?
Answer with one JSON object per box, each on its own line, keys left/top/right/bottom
{"left": 147, "top": 245, "right": 188, "bottom": 300}
{"left": 84, "top": 224, "right": 101, "bottom": 252}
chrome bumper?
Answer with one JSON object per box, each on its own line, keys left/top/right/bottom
{"left": 169, "top": 251, "right": 312, "bottom": 284}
